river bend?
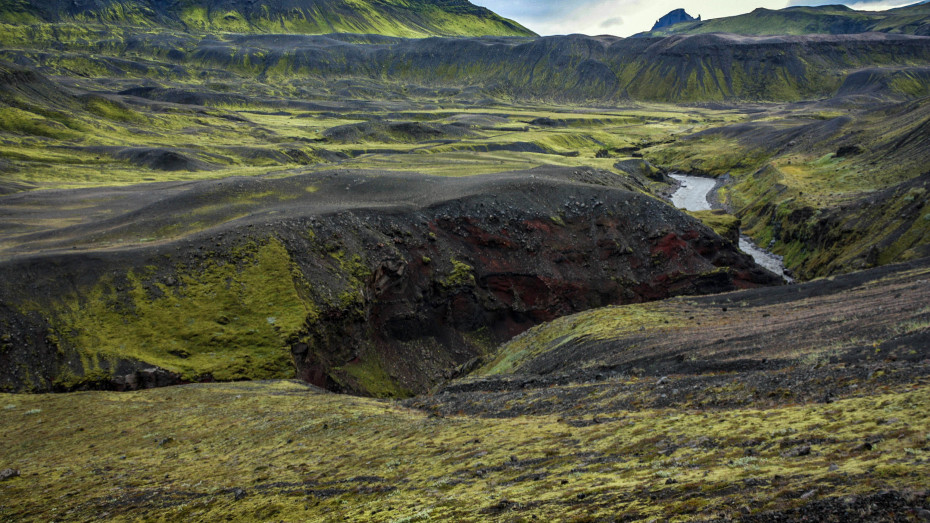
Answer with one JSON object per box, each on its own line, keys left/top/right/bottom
{"left": 670, "top": 174, "right": 792, "bottom": 282}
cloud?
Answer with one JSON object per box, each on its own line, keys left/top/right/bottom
{"left": 600, "top": 17, "right": 624, "bottom": 29}
{"left": 473, "top": 0, "right": 789, "bottom": 36}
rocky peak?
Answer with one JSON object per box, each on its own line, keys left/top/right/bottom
{"left": 652, "top": 8, "right": 700, "bottom": 31}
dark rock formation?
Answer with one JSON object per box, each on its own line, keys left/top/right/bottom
{"left": 0, "top": 469, "right": 20, "bottom": 481}
{"left": 652, "top": 9, "right": 699, "bottom": 31}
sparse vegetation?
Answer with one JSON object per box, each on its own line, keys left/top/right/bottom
{"left": 0, "top": 378, "right": 926, "bottom": 520}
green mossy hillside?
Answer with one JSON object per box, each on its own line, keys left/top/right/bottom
{"left": 54, "top": 239, "right": 315, "bottom": 384}
{"left": 645, "top": 136, "right": 772, "bottom": 177}
{"left": 479, "top": 304, "right": 670, "bottom": 376}
{"left": 646, "top": 97, "right": 930, "bottom": 280}
{"left": 0, "top": 0, "right": 536, "bottom": 38}
{"left": 685, "top": 210, "right": 740, "bottom": 244}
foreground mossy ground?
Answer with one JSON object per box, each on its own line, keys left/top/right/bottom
{"left": 0, "top": 380, "right": 927, "bottom": 521}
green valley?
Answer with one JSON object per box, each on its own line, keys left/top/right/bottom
{"left": 0, "top": 0, "right": 929, "bottom": 520}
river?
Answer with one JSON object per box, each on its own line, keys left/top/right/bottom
{"left": 669, "top": 174, "right": 793, "bottom": 282}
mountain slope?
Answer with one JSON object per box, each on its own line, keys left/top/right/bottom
{"left": 6, "top": 30, "right": 928, "bottom": 103}
{"left": 0, "top": 0, "right": 536, "bottom": 37}
{"left": 643, "top": 4, "right": 930, "bottom": 37}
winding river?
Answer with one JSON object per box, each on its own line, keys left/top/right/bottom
{"left": 670, "top": 174, "right": 793, "bottom": 282}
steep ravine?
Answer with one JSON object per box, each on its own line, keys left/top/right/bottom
{"left": 0, "top": 167, "right": 781, "bottom": 395}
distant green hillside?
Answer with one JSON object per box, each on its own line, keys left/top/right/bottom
{"left": 0, "top": 0, "right": 536, "bottom": 37}
{"left": 643, "top": 3, "right": 930, "bottom": 36}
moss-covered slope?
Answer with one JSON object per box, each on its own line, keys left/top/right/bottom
{"left": 457, "top": 257, "right": 930, "bottom": 384}
{"left": 0, "top": 0, "right": 536, "bottom": 37}
{"left": 4, "top": 28, "right": 930, "bottom": 104}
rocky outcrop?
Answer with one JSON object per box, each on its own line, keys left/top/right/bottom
{"left": 651, "top": 9, "right": 699, "bottom": 31}
{"left": 0, "top": 167, "right": 780, "bottom": 395}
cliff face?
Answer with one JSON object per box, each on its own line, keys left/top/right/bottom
{"left": 0, "top": 167, "right": 780, "bottom": 395}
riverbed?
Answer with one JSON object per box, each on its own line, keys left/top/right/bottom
{"left": 670, "top": 174, "right": 793, "bottom": 282}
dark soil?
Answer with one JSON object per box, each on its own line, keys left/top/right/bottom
{"left": 322, "top": 120, "right": 474, "bottom": 143}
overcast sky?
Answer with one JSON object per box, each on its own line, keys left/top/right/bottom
{"left": 471, "top": 0, "right": 920, "bottom": 37}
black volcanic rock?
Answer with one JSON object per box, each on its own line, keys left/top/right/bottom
{"left": 652, "top": 9, "right": 699, "bottom": 31}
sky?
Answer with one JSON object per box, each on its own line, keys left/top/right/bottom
{"left": 470, "top": 0, "right": 921, "bottom": 37}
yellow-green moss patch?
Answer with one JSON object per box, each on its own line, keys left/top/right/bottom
{"left": 54, "top": 239, "right": 316, "bottom": 382}
{"left": 0, "top": 381, "right": 926, "bottom": 521}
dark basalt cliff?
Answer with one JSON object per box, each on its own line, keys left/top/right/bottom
{"left": 0, "top": 167, "right": 780, "bottom": 395}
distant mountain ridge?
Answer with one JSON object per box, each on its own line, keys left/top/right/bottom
{"left": 6, "top": 30, "right": 927, "bottom": 103}
{"left": 0, "top": 0, "right": 536, "bottom": 38}
{"left": 643, "top": 2, "right": 930, "bottom": 36}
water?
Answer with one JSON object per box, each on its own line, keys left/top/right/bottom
{"left": 738, "top": 237, "right": 793, "bottom": 282}
{"left": 670, "top": 174, "right": 793, "bottom": 282}
{"left": 669, "top": 174, "right": 716, "bottom": 211}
